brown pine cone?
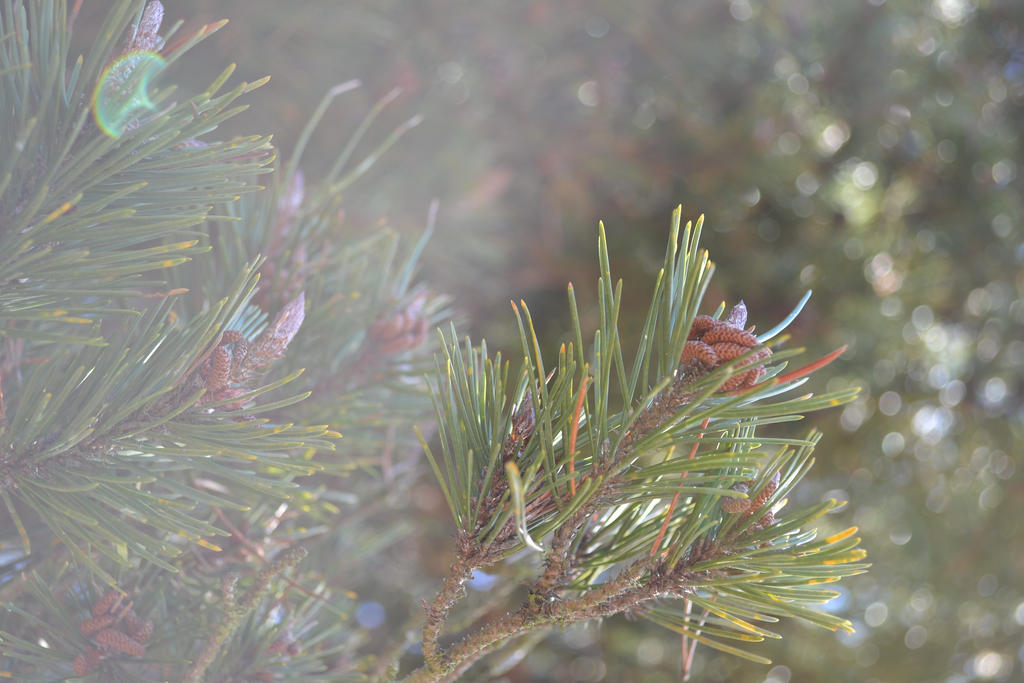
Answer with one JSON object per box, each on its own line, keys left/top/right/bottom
{"left": 94, "top": 628, "right": 145, "bottom": 657}
{"left": 92, "top": 590, "right": 122, "bottom": 617}
{"left": 682, "top": 301, "right": 771, "bottom": 392}
{"left": 80, "top": 613, "right": 115, "bottom": 636}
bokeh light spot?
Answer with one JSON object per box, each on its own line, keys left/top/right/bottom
{"left": 787, "top": 73, "right": 809, "bottom": 94}
{"left": 741, "top": 186, "right": 761, "bottom": 206}
{"left": 584, "top": 16, "right": 610, "bottom": 37}
{"left": 904, "top": 624, "right": 927, "bottom": 649}
{"left": 889, "top": 526, "right": 912, "bottom": 546}
{"left": 971, "top": 650, "right": 1010, "bottom": 679}
{"left": 1013, "top": 602, "right": 1024, "bottom": 626}
{"left": 911, "top": 304, "right": 934, "bottom": 330}
{"left": 878, "top": 391, "right": 901, "bottom": 416}
{"left": 852, "top": 161, "right": 878, "bottom": 190}
{"left": 865, "top": 601, "right": 889, "bottom": 627}
{"left": 764, "top": 664, "right": 791, "bottom": 682}
{"left": 990, "top": 213, "right": 1013, "bottom": 237}
{"left": 882, "top": 431, "right": 905, "bottom": 456}
{"left": 437, "top": 61, "right": 464, "bottom": 84}
{"left": 991, "top": 160, "right": 1016, "bottom": 186}
{"left": 966, "top": 288, "right": 992, "bottom": 316}
{"left": 939, "top": 379, "right": 966, "bottom": 407}
{"left": 978, "top": 485, "right": 1001, "bottom": 511}
{"left": 355, "top": 601, "right": 386, "bottom": 629}
{"left": 933, "top": 0, "right": 973, "bottom": 27}
{"left": 635, "top": 637, "right": 664, "bottom": 666}
{"left": 796, "top": 171, "right": 819, "bottom": 195}
{"left": 568, "top": 655, "right": 606, "bottom": 682}
{"left": 976, "top": 574, "right": 998, "bottom": 597}
{"left": 857, "top": 643, "right": 880, "bottom": 667}
{"left": 818, "top": 121, "right": 850, "bottom": 154}
{"left": 879, "top": 297, "right": 903, "bottom": 318}
{"left": 776, "top": 131, "right": 801, "bottom": 154}
{"left": 577, "top": 80, "right": 599, "bottom": 107}
{"left": 937, "top": 138, "right": 957, "bottom": 162}
{"left": 981, "top": 377, "right": 1007, "bottom": 408}
{"left": 728, "top": 0, "right": 754, "bottom": 22}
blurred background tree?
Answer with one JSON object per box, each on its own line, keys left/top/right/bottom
{"left": 57, "top": 0, "right": 1024, "bottom": 681}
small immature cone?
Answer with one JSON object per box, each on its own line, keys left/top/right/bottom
{"left": 755, "top": 509, "right": 776, "bottom": 530}
{"left": 92, "top": 590, "right": 122, "bottom": 617}
{"left": 124, "top": 610, "right": 154, "bottom": 643}
{"left": 687, "top": 315, "right": 717, "bottom": 340}
{"left": 750, "top": 470, "right": 781, "bottom": 511}
{"left": 709, "top": 341, "right": 760, "bottom": 363}
{"left": 722, "top": 482, "right": 751, "bottom": 514}
{"left": 502, "top": 391, "right": 536, "bottom": 462}
{"left": 227, "top": 337, "right": 250, "bottom": 377}
{"left": 724, "top": 470, "right": 781, "bottom": 516}
{"left": 132, "top": 619, "right": 154, "bottom": 644}
{"left": 720, "top": 364, "right": 766, "bottom": 393}
{"left": 203, "top": 346, "right": 231, "bottom": 391}
{"left": 122, "top": 609, "right": 141, "bottom": 630}
{"left": 198, "top": 331, "right": 249, "bottom": 402}
{"left": 221, "top": 330, "right": 246, "bottom": 345}
{"left": 511, "top": 391, "right": 536, "bottom": 443}
{"left": 80, "top": 613, "right": 116, "bottom": 636}
{"left": 700, "top": 325, "right": 759, "bottom": 348}
{"left": 73, "top": 647, "right": 103, "bottom": 676}
{"left": 680, "top": 340, "right": 717, "bottom": 366}
{"left": 94, "top": 628, "right": 146, "bottom": 657}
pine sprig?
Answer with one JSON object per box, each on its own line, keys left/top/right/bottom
{"left": 2, "top": 4, "right": 450, "bottom": 679}
{"left": 412, "top": 207, "right": 867, "bottom": 679}
{"left": 167, "top": 79, "right": 446, "bottom": 471}
{"left": 0, "top": 253, "right": 333, "bottom": 581}
{"left": 0, "top": 2, "right": 330, "bottom": 590}
{"left": 0, "top": 0, "right": 272, "bottom": 339}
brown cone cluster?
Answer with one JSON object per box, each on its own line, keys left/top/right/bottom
{"left": 681, "top": 301, "right": 771, "bottom": 392}
{"left": 73, "top": 590, "right": 153, "bottom": 675}
{"left": 196, "top": 293, "right": 306, "bottom": 410}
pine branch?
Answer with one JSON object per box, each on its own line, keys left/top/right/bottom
{"left": 0, "top": 1, "right": 272, "bottom": 338}
{"left": 420, "top": 532, "right": 480, "bottom": 671}
{"left": 184, "top": 545, "right": 308, "bottom": 683}
{"left": 413, "top": 208, "right": 867, "bottom": 677}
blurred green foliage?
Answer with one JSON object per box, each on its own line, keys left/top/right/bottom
{"left": 68, "top": 0, "right": 1023, "bottom": 680}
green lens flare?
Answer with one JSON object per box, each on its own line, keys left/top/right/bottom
{"left": 91, "top": 50, "right": 166, "bottom": 138}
